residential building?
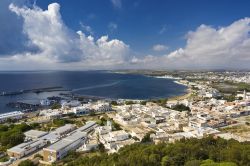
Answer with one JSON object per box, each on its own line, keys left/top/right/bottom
{"left": 0, "top": 111, "right": 23, "bottom": 123}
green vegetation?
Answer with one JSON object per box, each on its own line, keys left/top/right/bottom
{"left": 140, "top": 100, "right": 147, "bottom": 105}
{"left": 64, "top": 137, "right": 250, "bottom": 166}
{"left": 97, "top": 117, "right": 107, "bottom": 126}
{"left": 125, "top": 100, "right": 135, "bottom": 105}
{"left": 98, "top": 143, "right": 105, "bottom": 153}
{"left": 222, "top": 94, "right": 236, "bottom": 102}
{"left": 89, "top": 111, "right": 96, "bottom": 116}
{"left": 0, "top": 156, "right": 9, "bottom": 162}
{"left": 212, "top": 81, "right": 250, "bottom": 94}
{"left": 52, "top": 119, "right": 74, "bottom": 127}
{"left": 111, "top": 101, "right": 118, "bottom": 106}
{"left": 40, "top": 118, "right": 76, "bottom": 131}
{"left": 149, "top": 98, "right": 168, "bottom": 107}
{"left": 0, "top": 123, "right": 32, "bottom": 151}
{"left": 110, "top": 119, "right": 122, "bottom": 131}
{"left": 172, "top": 104, "right": 190, "bottom": 112}
{"left": 33, "top": 153, "right": 43, "bottom": 159}
{"left": 50, "top": 103, "right": 62, "bottom": 110}
{"left": 96, "top": 117, "right": 121, "bottom": 130}
{"left": 18, "top": 159, "right": 35, "bottom": 166}
{"left": 141, "top": 132, "right": 153, "bottom": 143}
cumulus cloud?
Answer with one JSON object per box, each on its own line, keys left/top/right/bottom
{"left": 80, "top": 22, "right": 94, "bottom": 35}
{"left": 0, "top": 0, "right": 38, "bottom": 56}
{"left": 3, "top": 2, "right": 130, "bottom": 69}
{"left": 133, "top": 18, "right": 250, "bottom": 69}
{"left": 1, "top": 0, "right": 250, "bottom": 70}
{"left": 152, "top": 44, "right": 168, "bottom": 51}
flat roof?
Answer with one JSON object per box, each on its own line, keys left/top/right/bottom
{"left": 8, "top": 139, "right": 45, "bottom": 154}
{"left": 52, "top": 124, "right": 75, "bottom": 135}
{"left": 0, "top": 111, "right": 23, "bottom": 119}
{"left": 24, "top": 130, "right": 48, "bottom": 138}
{"left": 110, "top": 130, "right": 128, "bottom": 136}
{"left": 44, "top": 132, "right": 86, "bottom": 152}
{"left": 76, "top": 121, "right": 96, "bottom": 132}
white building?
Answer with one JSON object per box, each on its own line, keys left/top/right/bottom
{"left": 72, "top": 105, "right": 90, "bottom": 115}
{"left": 24, "top": 130, "right": 48, "bottom": 141}
{"left": 7, "top": 139, "right": 48, "bottom": 159}
{"left": 43, "top": 132, "right": 87, "bottom": 163}
{"left": 109, "top": 130, "right": 129, "bottom": 142}
{"left": 39, "top": 109, "right": 62, "bottom": 119}
{"left": 61, "top": 100, "right": 81, "bottom": 108}
{"left": 76, "top": 121, "right": 98, "bottom": 133}
{"left": 0, "top": 111, "right": 24, "bottom": 123}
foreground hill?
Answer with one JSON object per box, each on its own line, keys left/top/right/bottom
{"left": 63, "top": 136, "right": 250, "bottom": 166}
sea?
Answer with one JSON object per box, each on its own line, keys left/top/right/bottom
{"left": 0, "top": 71, "right": 187, "bottom": 113}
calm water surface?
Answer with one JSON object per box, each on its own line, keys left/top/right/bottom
{"left": 0, "top": 71, "right": 187, "bottom": 112}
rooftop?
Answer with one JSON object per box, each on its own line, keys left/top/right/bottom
{"left": 76, "top": 121, "right": 97, "bottom": 132}
{"left": 0, "top": 111, "right": 23, "bottom": 119}
{"left": 8, "top": 139, "right": 45, "bottom": 154}
{"left": 52, "top": 124, "right": 75, "bottom": 135}
{"left": 44, "top": 132, "right": 87, "bottom": 152}
{"left": 24, "top": 130, "right": 48, "bottom": 139}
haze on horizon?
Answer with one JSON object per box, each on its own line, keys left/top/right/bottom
{"left": 0, "top": 0, "right": 250, "bottom": 71}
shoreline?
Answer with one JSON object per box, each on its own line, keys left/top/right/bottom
{"left": 0, "top": 72, "right": 191, "bottom": 113}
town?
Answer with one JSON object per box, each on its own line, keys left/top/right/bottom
{"left": 0, "top": 71, "right": 249, "bottom": 165}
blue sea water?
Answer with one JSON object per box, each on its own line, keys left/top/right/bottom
{"left": 0, "top": 71, "right": 187, "bottom": 113}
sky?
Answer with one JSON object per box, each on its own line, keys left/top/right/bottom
{"left": 0, "top": 0, "right": 250, "bottom": 70}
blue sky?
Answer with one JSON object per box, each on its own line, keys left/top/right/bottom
{"left": 35, "top": 0, "right": 250, "bottom": 54}
{"left": 0, "top": 0, "right": 250, "bottom": 70}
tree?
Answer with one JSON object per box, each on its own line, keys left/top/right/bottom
{"left": 50, "top": 103, "right": 61, "bottom": 110}
{"left": 111, "top": 101, "right": 118, "bottom": 106}
{"left": 141, "top": 132, "right": 153, "bottom": 143}
{"left": 98, "top": 143, "right": 105, "bottom": 153}
{"left": 161, "top": 155, "right": 171, "bottom": 166}
{"left": 18, "top": 159, "right": 35, "bottom": 166}
{"left": 33, "top": 153, "right": 43, "bottom": 159}
{"left": 172, "top": 104, "right": 190, "bottom": 112}
{"left": 125, "top": 101, "right": 134, "bottom": 105}
{"left": 140, "top": 101, "right": 147, "bottom": 105}
{"left": 185, "top": 160, "right": 201, "bottom": 166}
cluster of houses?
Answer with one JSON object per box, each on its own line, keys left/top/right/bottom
{"left": 183, "top": 71, "right": 250, "bottom": 84}
{"left": 110, "top": 85, "right": 250, "bottom": 144}
{"left": 39, "top": 100, "right": 112, "bottom": 119}
{"left": 2, "top": 73, "right": 250, "bottom": 164}
{"left": 0, "top": 111, "right": 24, "bottom": 123}
{"left": 6, "top": 120, "right": 135, "bottom": 164}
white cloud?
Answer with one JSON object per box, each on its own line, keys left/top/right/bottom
{"left": 110, "top": 0, "right": 122, "bottom": 9}
{"left": 5, "top": 2, "right": 130, "bottom": 69}
{"left": 152, "top": 44, "right": 168, "bottom": 51}
{"left": 108, "top": 22, "right": 118, "bottom": 32}
{"left": 1, "top": 1, "right": 250, "bottom": 70}
{"left": 80, "top": 22, "right": 94, "bottom": 35}
{"left": 159, "top": 25, "right": 167, "bottom": 34}
{"left": 133, "top": 18, "right": 250, "bottom": 70}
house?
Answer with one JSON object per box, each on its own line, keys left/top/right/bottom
{"left": 39, "top": 109, "right": 62, "bottom": 119}
{"left": 72, "top": 106, "right": 90, "bottom": 115}
{"left": 108, "top": 130, "right": 130, "bottom": 142}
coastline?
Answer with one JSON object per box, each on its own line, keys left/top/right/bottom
{"left": 153, "top": 75, "right": 192, "bottom": 101}
{"left": 167, "top": 87, "right": 192, "bottom": 101}
{"left": 110, "top": 70, "right": 192, "bottom": 101}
